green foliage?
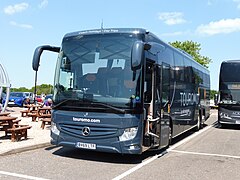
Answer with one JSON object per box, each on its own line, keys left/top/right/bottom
{"left": 11, "top": 84, "right": 53, "bottom": 95}
{"left": 210, "top": 90, "right": 218, "bottom": 99}
{"left": 11, "top": 87, "right": 29, "bottom": 92}
{"left": 170, "top": 40, "right": 212, "bottom": 68}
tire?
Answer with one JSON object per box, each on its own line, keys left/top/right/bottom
{"left": 168, "top": 124, "right": 172, "bottom": 146}
{"left": 194, "top": 114, "right": 202, "bottom": 131}
{"left": 218, "top": 120, "right": 225, "bottom": 128}
{"left": 201, "top": 114, "right": 205, "bottom": 128}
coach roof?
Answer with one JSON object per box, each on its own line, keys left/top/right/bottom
{"left": 64, "top": 28, "right": 148, "bottom": 38}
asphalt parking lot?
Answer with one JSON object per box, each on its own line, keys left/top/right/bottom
{"left": 0, "top": 109, "right": 240, "bottom": 180}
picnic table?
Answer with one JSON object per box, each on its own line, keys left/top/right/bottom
{"left": 25, "top": 104, "right": 43, "bottom": 121}
{"left": 38, "top": 107, "right": 52, "bottom": 129}
{"left": 0, "top": 116, "right": 31, "bottom": 142}
{"left": 38, "top": 106, "right": 52, "bottom": 115}
{"left": 0, "top": 112, "right": 10, "bottom": 116}
{"left": 0, "top": 116, "right": 18, "bottom": 128}
{"left": 21, "top": 104, "right": 42, "bottom": 117}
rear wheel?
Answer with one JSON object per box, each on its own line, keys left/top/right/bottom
{"left": 201, "top": 114, "right": 205, "bottom": 128}
{"left": 168, "top": 124, "right": 172, "bottom": 146}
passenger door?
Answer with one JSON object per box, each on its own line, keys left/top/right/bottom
{"left": 152, "top": 64, "right": 170, "bottom": 148}
{"left": 158, "top": 63, "right": 171, "bottom": 148}
{"left": 143, "top": 62, "right": 170, "bottom": 148}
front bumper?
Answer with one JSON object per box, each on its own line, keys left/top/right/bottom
{"left": 51, "top": 131, "right": 142, "bottom": 154}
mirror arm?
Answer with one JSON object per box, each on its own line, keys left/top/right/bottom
{"left": 32, "top": 45, "right": 60, "bottom": 104}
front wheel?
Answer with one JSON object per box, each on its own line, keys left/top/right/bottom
{"left": 218, "top": 120, "right": 225, "bottom": 128}
{"left": 194, "top": 114, "right": 202, "bottom": 131}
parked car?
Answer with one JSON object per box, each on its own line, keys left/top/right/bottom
{"left": 35, "top": 95, "right": 43, "bottom": 103}
{"left": 2, "top": 92, "right": 34, "bottom": 107}
{"left": 23, "top": 92, "right": 34, "bottom": 103}
{"left": 44, "top": 94, "right": 53, "bottom": 102}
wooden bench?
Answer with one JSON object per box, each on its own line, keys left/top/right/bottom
{"left": 20, "top": 110, "right": 30, "bottom": 117}
{"left": 27, "top": 112, "right": 38, "bottom": 122}
{"left": 13, "top": 119, "right": 21, "bottom": 124}
{"left": 40, "top": 118, "right": 51, "bottom": 129}
{"left": 7, "top": 125, "right": 32, "bottom": 142}
{"left": 1, "top": 119, "right": 21, "bottom": 135}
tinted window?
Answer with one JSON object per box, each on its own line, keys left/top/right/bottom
{"left": 184, "top": 57, "right": 192, "bottom": 83}
{"left": 158, "top": 47, "right": 174, "bottom": 66}
{"left": 220, "top": 62, "right": 240, "bottom": 82}
{"left": 174, "top": 52, "right": 184, "bottom": 81}
{"left": 54, "top": 33, "right": 143, "bottom": 109}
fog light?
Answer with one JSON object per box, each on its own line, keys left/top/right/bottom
{"left": 119, "top": 127, "right": 138, "bottom": 141}
{"left": 51, "top": 122, "right": 60, "bottom": 135}
{"left": 129, "top": 145, "right": 139, "bottom": 150}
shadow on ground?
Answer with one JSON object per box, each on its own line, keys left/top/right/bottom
{"left": 45, "top": 125, "right": 212, "bottom": 164}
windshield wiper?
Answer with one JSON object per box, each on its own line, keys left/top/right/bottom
{"left": 90, "top": 102, "right": 126, "bottom": 114}
{"left": 53, "top": 99, "right": 83, "bottom": 109}
{"left": 53, "top": 99, "right": 126, "bottom": 113}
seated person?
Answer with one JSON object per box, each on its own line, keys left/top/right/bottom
{"left": 44, "top": 98, "right": 53, "bottom": 107}
{"left": 23, "top": 98, "right": 31, "bottom": 107}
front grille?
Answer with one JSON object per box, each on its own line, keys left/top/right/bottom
{"left": 231, "top": 116, "right": 240, "bottom": 120}
{"left": 59, "top": 123, "right": 118, "bottom": 139}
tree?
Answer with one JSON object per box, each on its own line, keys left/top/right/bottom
{"left": 30, "top": 84, "right": 53, "bottom": 95}
{"left": 11, "top": 87, "right": 29, "bottom": 92}
{"left": 11, "top": 84, "right": 53, "bottom": 95}
{"left": 170, "top": 40, "right": 212, "bottom": 68}
{"left": 210, "top": 90, "right": 218, "bottom": 99}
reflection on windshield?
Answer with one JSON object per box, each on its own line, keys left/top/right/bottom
{"left": 53, "top": 33, "right": 142, "bottom": 109}
{"left": 220, "top": 90, "right": 240, "bottom": 104}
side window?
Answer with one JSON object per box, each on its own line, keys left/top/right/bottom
{"left": 158, "top": 47, "right": 174, "bottom": 80}
{"left": 193, "top": 65, "right": 202, "bottom": 86}
{"left": 155, "top": 65, "right": 161, "bottom": 103}
{"left": 162, "top": 63, "right": 170, "bottom": 104}
{"left": 144, "top": 63, "right": 153, "bottom": 103}
{"left": 158, "top": 47, "right": 174, "bottom": 66}
{"left": 174, "top": 52, "right": 184, "bottom": 82}
{"left": 184, "top": 58, "right": 192, "bottom": 83}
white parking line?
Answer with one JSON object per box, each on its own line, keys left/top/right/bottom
{"left": 113, "top": 124, "right": 215, "bottom": 180}
{"left": 0, "top": 170, "right": 49, "bottom": 180}
{"left": 112, "top": 153, "right": 165, "bottom": 180}
{"left": 167, "top": 123, "right": 216, "bottom": 152}
{"left": 169, "top": 150, "right": 240, "bottom": 159}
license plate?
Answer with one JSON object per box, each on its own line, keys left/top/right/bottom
{"left": 75, "top": 142, "right": 96, "bottom": 150}
{"left": 8, "top": 102, "right": 15, "bottom": 105}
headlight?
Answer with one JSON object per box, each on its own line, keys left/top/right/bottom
{"left": 220, "top": 112, "right": 232, "bottom": 119}
{"left": 51, "top": 122, "right": 60, "bottom": 135}
{"left": 119, "top": 127, "right": 138, "bottom": 141}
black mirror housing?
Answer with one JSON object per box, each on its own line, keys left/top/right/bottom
{"left": 131, "top": 41, "right": 145, "bottom": 71}
{"left": 32, "top": 45, "right": 60, "bottom": 71}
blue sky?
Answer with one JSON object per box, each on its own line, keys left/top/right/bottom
{"left": 1, "top": 0, "right": 240, "bottom": 90}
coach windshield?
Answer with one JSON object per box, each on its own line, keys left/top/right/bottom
{"left": 220, "top": 62, "right": 240, "bottom": 104}
{"left": 53, "top": 33, "right": 143, "bottom": 112}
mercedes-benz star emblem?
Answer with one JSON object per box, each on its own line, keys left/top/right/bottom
{"left": 83, "top": 112, "right": 88, "bottom": 117}
{"left": 82, "top": 127, "right": 90, "bottom": 136}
